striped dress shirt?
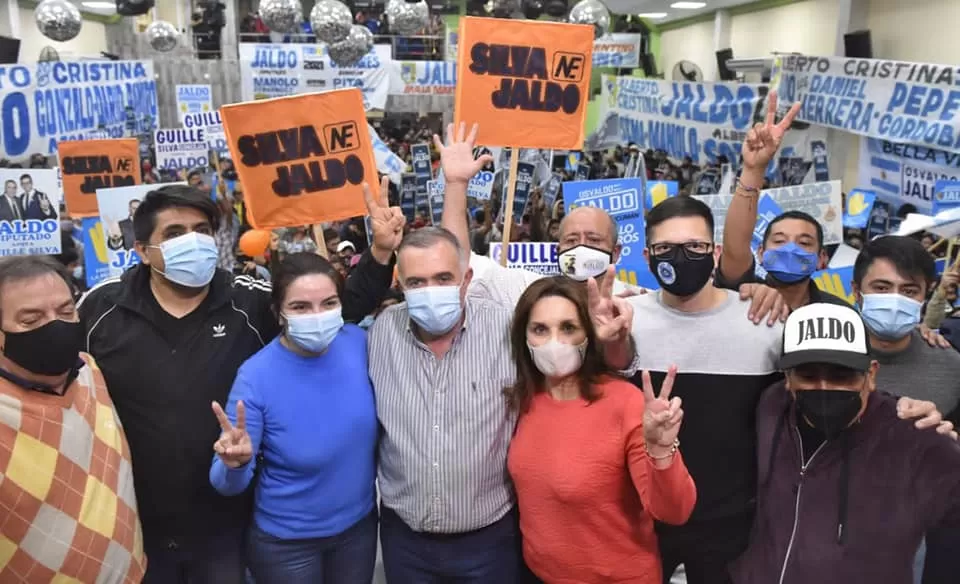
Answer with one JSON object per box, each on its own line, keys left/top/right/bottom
{"left": 368, "top": 298, "right": 517, "bottom": 534}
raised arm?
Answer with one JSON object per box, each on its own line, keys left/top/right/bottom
{"left": 719, "top": 93, "right": 801, "bottom": 284}
{"left": 435, "top": 122, "right": 492, "bottom": 253}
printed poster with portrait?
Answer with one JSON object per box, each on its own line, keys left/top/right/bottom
{"left": 0, "top": 168, "right": 63, "bottom": 256}
{"left": 83, "top": 183, "right": 183, "bottom": 288}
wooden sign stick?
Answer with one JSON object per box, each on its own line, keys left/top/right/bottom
{"left": 499, "top": 150, "right": 521, "bottom": 267}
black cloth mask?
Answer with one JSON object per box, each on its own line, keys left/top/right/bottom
{"left": 795, "top": 389, "right": 863, "bottom": 441}
{"left": 649, "top": 250, "right": 715, "bottom": 297}
{"left": 3, "top": 319, "right": 84, "bottom": 376}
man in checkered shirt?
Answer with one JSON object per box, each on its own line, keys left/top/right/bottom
{"left": 0, "top": 256, "right": 145, "bottom": 583}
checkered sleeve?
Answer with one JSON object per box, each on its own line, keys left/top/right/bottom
{"left": 0, "top": 356, "right": 146, "bottom": 584}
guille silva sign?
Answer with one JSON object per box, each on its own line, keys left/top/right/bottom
{"left": 454, "top": 17, "right": 594, "bottom": 150}
{"left": 221, "top": 88, "right": 376, "bottom": 229}
{"left": 58, "top": 138, "right": 141, "bottom": 217}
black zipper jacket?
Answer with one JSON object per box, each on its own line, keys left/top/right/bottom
{"left": 78, "top": 251, "right": 394, "bottom": 541}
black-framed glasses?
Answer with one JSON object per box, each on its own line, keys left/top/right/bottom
{"left": 648, "top": 241, "right": 714, "bottom": 260}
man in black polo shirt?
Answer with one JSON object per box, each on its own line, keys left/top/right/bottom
{"left": 78, "top": 183, "right": 402, "bottom": 583}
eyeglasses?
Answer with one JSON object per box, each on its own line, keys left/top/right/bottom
{"left": 648, "top": 241, "right": 713, "bottom": 260}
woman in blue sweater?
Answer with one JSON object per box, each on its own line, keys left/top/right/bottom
{"left": 209, "top": 252, "right": 378, "bottom": 583}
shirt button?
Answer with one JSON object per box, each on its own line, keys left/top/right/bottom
{"left": 433, "top": 461, "right": 439, "bottom": 468}
{"left": 433, "top": 425, "right": 439, "bottom": 432}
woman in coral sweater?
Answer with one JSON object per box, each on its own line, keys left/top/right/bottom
{"left": 507, "top": 277, "right": 697, "bottom": 584}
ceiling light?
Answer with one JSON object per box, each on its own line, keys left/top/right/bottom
{"left": 670, "top": 2, "right": 707, "bottom": 8}
{"left": 82, "top": 1, "right": 118, "bottom": 9}
{"left": 637, "top": 12, "right": 668, "bottom": 18}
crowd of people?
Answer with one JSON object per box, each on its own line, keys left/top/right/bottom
{"left": 1, "top": 99, "right": 960, "bottom": 584}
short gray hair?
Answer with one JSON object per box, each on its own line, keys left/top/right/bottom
{"left": 397, "top": 226, "right": 467, "bottom": 266}
{"left": 0, "top": 256, "right": 75, "bottom": 318}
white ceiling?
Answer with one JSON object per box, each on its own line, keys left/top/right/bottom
{"left": 75, "top": 1, "right": 121, "bottom": 15}
{"left": 599, "top": 0, "right": 757, "bottom": 22}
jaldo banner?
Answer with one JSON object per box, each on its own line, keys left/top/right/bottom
{"left": 221, "top": 88, "right": 376, "bottom": 229}
{"left": 454, "top": 17, "right": 594, "bottom": 150}
{"left": 771, "top": 55, "right": 960, "bottom": 155}
{"left": 58, "top": 138, "right": 141, "bottom": 217}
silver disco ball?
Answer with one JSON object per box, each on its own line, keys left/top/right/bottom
{"left": 35, "top": 0, "right": 82, "bottom": 43}
{"left": 310, "top": 0, "right": 352, "bottom": 44}
{"left": 384, "top": 0, "right": 430, "bottom": 36}
{"left": 568, "top": 0, "right": 610, "bottom": 39}
{"left": 146, "top": 20, "right": 179, "bottom": 52}
{"left": 328, "top": 24, "right": 374, "bottom": 67}
{"left": 486, "top": 0, "right": 521, "bottom": 18}
{"left": 260, "top": 0, "right": 303, "bottom": 33}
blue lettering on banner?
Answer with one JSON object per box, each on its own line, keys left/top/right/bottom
{"left": 859, "top": 137, "right": 960, "bottom": 213}
{"left": 564, "top": 177, "right": 657, "bottom": 289}
{"left": 250, "top": 46, "right": 298, "bottom": 69}
{"left": 489, "top": 242, "right": 560, "bottom": 275}
{"left": 0, "top": 219, "right": 61, "bottom": 256}
{"left": 933, "top": 180, "right": 960, "bottom": 215}
{"left": 753, "top": 195, "right": 783, "bottom": 250}
{"left": 411, "top": 143, "right": 432, "bottom": 179}
{"left": 436, "top": 169, "right": 495, "bottom": 200}
{"left": 0, "top": 61, "right": 158, "bottom": 158}
{"left": 400, "top": 174, "right": 418, "bottom": 222}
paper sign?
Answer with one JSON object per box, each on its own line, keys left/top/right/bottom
{"left": 843, "top": 189, "right": 877, "bottom": 229}
{"left": 58, "top": 138, "right": 141, "bottom": 217}
{"left": 489, "top": 242, "right": 559, "bottom": 275}
{"left": 220, "top": 88, "right": 375, "bottom": 229}
{"left": 933, "top": 180, "right": 960, "bottom": 215}
{"left": 454, "top": 17, "right": 594, "bottom": 150}
{"left": 645, "top": 180, "right": 678, "bottom": 210}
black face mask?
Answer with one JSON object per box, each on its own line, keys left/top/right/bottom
{"left": 649, "top": 249, "right": 715, "bottom": 297}
{"left": 795, "top": 389, "right": 863, "bottom": 440}
{"left": 3, "top": 319, "right": 83, "bottom": 376}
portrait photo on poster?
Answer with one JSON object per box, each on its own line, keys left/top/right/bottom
{"left": 0, "top": 168, "right": 63, "bottom": 257}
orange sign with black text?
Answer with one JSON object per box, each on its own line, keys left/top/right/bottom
{"left": 58, "top": 138, "right": 141, "bottom": 217}
{"left": 220, "top": 88, "right": 375, "bottom": 229}
{"left": 454, "top": 17, "right": 594, "bottom": 150}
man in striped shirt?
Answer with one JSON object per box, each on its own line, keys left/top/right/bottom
{"left": 368, "top": 227, "right": 524, "bottom": 582}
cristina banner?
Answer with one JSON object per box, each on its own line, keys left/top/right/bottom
{"left": 0, "top": 60, "right": 158, "bottom": 158}
{"left": 601, "top": 74, "right": 828, "bottom": 178}
{"left": 771, "top": 54, "right": 960, "bottom": 155}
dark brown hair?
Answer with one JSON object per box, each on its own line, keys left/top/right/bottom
{"left": 506, "top": 277, "right": 612, "bottom": 413}
{"left": 270, "top": 252, "right": 344, "bottom": 317}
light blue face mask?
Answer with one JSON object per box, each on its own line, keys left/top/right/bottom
{"left": 150, "top": 232, "right": 218, "bottom": 288}
{"left": 405, "top": 284, "right": 464, "bottom": 335}
{"left": 859, "top": 293, "right": 922, "bottom": 340}
{"left": 357, "top": 315, "right": 376, "bottom": 329}
{"left": 761, "top": 242, "right": 819, "bottom": 284}
{"left": 284, "top": 307, "right": 344, "bottom": 353}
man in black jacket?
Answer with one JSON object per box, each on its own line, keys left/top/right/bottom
{"left": 78, "top": 183, "right": 403, "bottom": 583}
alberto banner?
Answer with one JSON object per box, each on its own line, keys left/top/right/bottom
{"left": 602, "top": 75, "right": 828, "bottom": 175}
{"left": 454, "top": 17, "right": 594, "bottom": 150}
{"left": 771, "top": 55, "right": 960, "bottom": 155}
{"left": 58, "top": 138, "right": 141, "bottom": 217}
{"left": 857, "top": 137, "right": 960, "bottom": 214}
{"left": 221, "top": 88, "right": 376, "bottom": 229}
{"left": 0, "top": 60, "right": 158, "bottom": 158}
{"left": 239, "top": 43, "right": 392, "bottom": 110}
{"left": 695, "top": 180, "right": 843, "bottom": 245}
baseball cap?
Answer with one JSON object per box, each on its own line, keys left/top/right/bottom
{"left": 779, "top": 303, "right": 872, "bottom": 371}
{"left": 336, "top": 241, "right": 356, "bottom": 253}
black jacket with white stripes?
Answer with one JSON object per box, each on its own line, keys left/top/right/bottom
{"left": 77, "top": 251, "right": 394, "bottom": 543}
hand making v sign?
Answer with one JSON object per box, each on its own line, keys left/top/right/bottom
{"left": 641, "top": 366, "right": 684, "bottom": 466}
{"left": 211, "top": 400, "right": 253, "bottom": 469}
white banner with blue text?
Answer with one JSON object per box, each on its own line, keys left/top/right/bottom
{"left": 0, "top": 168, "right": 62, "bottom": 256}
{"left": 771, "top": 55, "right": 960, "bottom": 155}
{"left": 389, "top": 60, "right": 456, "bottom": 96}
{"left": 239, "top": 43, "right": 392, "bottom": 110}
{"left": 0, "top": 60, "right": 158, "bottom": 159}
{"left": 593, "top": 34, "right": 642, "bottom": 69}
{"left": 856, "top": 137, "right": 960, "bottom": 214}
{"left": 601, "top": 75, "right": 828, "bottom": 177}
{"left": 175, "top": 84, "right": 213, "bottom": 124}
{"left": 489, "top": 242, "right": 559, "bottom": 275}
{"left": 154, "top": 128, "right": 210, "bottom": 171}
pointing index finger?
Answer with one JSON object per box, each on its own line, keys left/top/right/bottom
{"left": 765, "top": 91, "right": 778, "bottom": 127}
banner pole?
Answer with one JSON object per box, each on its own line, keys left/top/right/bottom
{"left": 499, "top": 148, "right": 521, "bottom": 267}
{"left": 313, "top": 225, "right": 329, "bottom": 259}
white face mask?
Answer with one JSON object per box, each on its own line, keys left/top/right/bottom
{"left": 527, "top": 339, "right": 587, "bottom": 378}
{"left": 557, "top": 245, "right": 612, "bottom": 282}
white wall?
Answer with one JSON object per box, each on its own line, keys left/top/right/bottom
{"left": 867, "top": 0, "right": 960, "bottom": 62}
{"left": 730, "top": 0, "right": 839, "bottom": 57}
{"left": 0, "top": 0, "right": 11, "bottom": 37}
{"left": 659, "top": 19, "right": 715, "bottom": 81}
{"left": 16, "top": 6, "right": 107, "bottom": 61}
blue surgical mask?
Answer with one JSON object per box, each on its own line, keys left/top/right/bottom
{"left": 150, "top": 232, "right": 218, "bottom": 288}
{"left": 405, "top": 285, "right": 463, "bottom": 335}
{"left": 357, "top": 314, "right": 376, "bottom": 329}
{"left": 860, "top": 293, "right": 922, "bottom": 340}
{"left": 284, "top": 307, "right": 344, "bottom": 353}
{"left": 761, "top": 242, "right": 819, "bottom": 284}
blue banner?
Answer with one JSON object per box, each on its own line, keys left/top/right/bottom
{"left": 858, "top": 137, "right": 960, "bottom": 214}
{"left": 843, "top": 189, "right": 877, "bottom": 229}
{"left": 411, "top": 143, "right": 432, "bottom": 180}
{"left": 565, "top": 152, "right": 581, "bottom": 172}
{"left": 400, "top": 174, "right": 417, "bottom": 222}
{"left": 0, "top": 61, "right": 158, "bottom": 158}
{"left": 391, "top": 61, "right": 456, "bottom": 96}
{"left": 811, "top": 140, "right": 829, "bottom": 182}
{"left": 575, "top": 162, "right": 590, "bottom": 181}
{"left": 564, "top": 177, "right": 657, "bottom": 289}
{"left": 503, "top": 162, "right": 536, "bottom": 219}
{"left": 81, "top": 217, "right": 113, "bottom": 289}
{"left": 933, "top": 180, "right": 960, "bottom": 215}
{"left": 812, "top": 266, "right": 856, "bottom": 305}
{"left": 753, "top": 195, "right": 784, "bottom": 251}
{"left": 428, "top": 180, "right": 443, "bottom": 225}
